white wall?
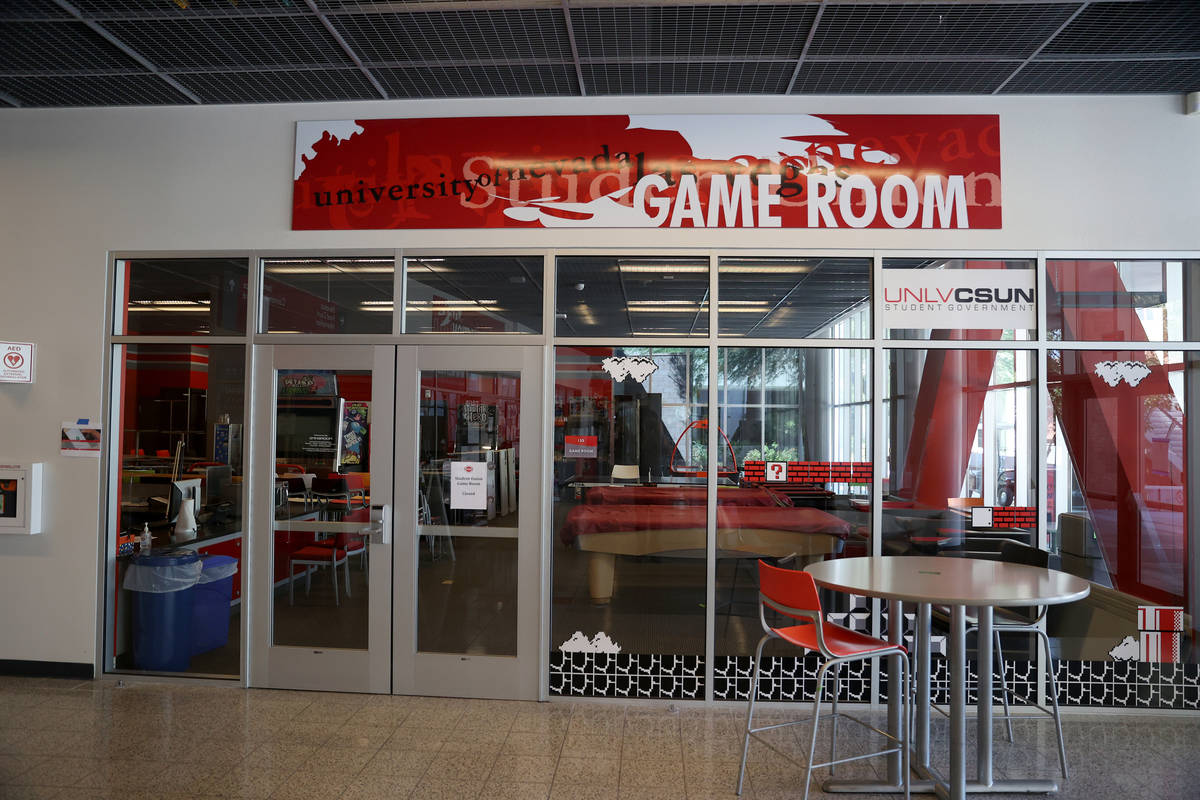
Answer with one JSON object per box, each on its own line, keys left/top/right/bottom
{"left": 0, "top": 93, "right": 1196, "bottom": 667}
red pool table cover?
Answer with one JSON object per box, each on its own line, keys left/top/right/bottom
{"left": 582, "top": 485, "right": 788, "bottom": 507}
{"left": 560, "top": 504, "right": 853, "bottom": 545}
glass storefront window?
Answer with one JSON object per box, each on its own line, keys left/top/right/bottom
{"left": 416, "top": 368, "right": 521, "bottom": 655}
{"left": 405, "top": 255, "right": 543, "bottom": 334}
{"left": 115, "top": 257, "right": 249, "bottom": 336}
{"left": 556, "top": 256, "right": 709, "bottom": 337}
{"left": 718, "top": 257, "right": 871, "bottom": 338}
{"left": 883, "top": 348, "right": 1037, "bottom": 557}
{"left": 1047, "top": 259, "right": 1198, "bottom": 342}
{"left": 716, "top": 346, "right": 872, "bottom": 659}
{"left": 261, "top": 256, "right": 394, "bottom": 334}
{"left": 552, "top": 346, "right": 709, "bottom": 684}
{"left": 883, "top": 257, "right": 1036, "bottom": 341}
{"left": 109, "top": 343, "right": 245, "bottom": 676}
{"left": 272, "top": 368, "right": 374, "bottom": 651}
{"left": 1046, "top": 348, "right": 1194, "bottom": 670}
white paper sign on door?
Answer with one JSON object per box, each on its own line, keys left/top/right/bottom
{"left": 450, "top": 461, "right": 487, "bottom": 510}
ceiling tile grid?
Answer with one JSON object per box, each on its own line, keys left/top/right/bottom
{"left": 174, "top": 67, "right": 383, "bottom": 104}
{"left": 331, "top": 9, "right": 573, "bottom": 64}
{"left": 0, "top": 1, "right": 1197, "bottom": 108}
{"left": 571, "top": 4, "right": 819, "bottom": 60}
{"left": 374, "top": 63, "right": 579, "bottom": 98}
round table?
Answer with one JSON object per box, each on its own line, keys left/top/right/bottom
{"left": 806, "top": 556, "right": 1090, "bottom": 800}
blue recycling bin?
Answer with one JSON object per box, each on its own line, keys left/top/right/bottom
{"left": 192, "top": 555, "right": 237, "bottom": 655}
{"left": 126, "top": 548, "right": 201, "bottom": 672}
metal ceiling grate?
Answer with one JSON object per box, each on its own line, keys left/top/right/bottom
{"left": 0, "top": 2, "right": 71, "bottom": 21}
{"left": 584, "top": 62, "right": 794, "bottom": 95}
{"left": 571, "top": 4, "right": 818, "bottom": 60}
{"left": 101, "top": 16, "right": 351, "bottom": 71}
{"left": 1, "top": 0, "right": 1197, "bottom": 107}
{"left": 374, "top": 64, "right": 578, "bottom": 98}
{"left": 0, "top": 21, "right": 142, "bottom": 72}
{"left": 791, "top": 61, "right": 1016, "bottom": 94}
{"left": 1045, "top": 0, "right": 1200, "bottom": 54}
{"left": 1003, "top": 59, "right": 1200, "bottom": 93}
{"left": 810, "top": 3, "right": 1081, "bottom": 58}
{"left": 331, "top": 9, "right": 572, "bottom": 65}
{"left": 68, "top": 0, "right": 303, "bottom": 18}
{"left": 0, "top": 73, "right": 194, "bottom": 106}
{"left": 173, "top": 68, "right": 382, "bottom": 104}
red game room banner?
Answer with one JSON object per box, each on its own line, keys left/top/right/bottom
{"left": 292, "top": 114, "right": 1001, "bottom": 230}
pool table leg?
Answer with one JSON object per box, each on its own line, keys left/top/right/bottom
{"left": 588, "top": 552, "right": 615, "bottom": 604}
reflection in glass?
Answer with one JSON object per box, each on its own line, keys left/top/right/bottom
{"left": 552, "top": 347, "right": 709, "bottom": 664}
{"left": 883, "top": 258, "right": 1036, "bottom": 341}
{"left": 261, "top": 257, "right": 393, "bottom": 334}
{"left": 272, "top": 369, "right": 372, "bottom": 650}
{"left": 116, "top": 257, "right": 249, "bottom": 336}
{"left": 718, "top": 257, "right": 871, "bottom": 338}
{"left": 1047, "top": 259, "right": 1197, "bottom": 342}
{"left": 110, "top": 344, "right": 245, "bottom": 675}
{"left": 1046, "top": 349, "right": 1193, "bottom": 665}
{"left": 417, "top": 370, "right": 520, "bottom": 655}
{"left": 405, "top": 255, "right": 543, "bottom": 334}
{"left": 716, "top": 347, "right": 871, "bottom": 657}
{"left": 883, "top": 349, "right": 1036, "bottom": 558}
{"left": 556, "top": 256, "right": 709, "bottom": 337}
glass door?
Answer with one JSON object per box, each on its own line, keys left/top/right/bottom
{"left": 249, "top": 345, "right": 394, "bottom": 692}
{"left": 393, "top": 346, "right": 542, "bottom": 699}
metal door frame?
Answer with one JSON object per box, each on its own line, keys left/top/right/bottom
{"left": 248, "top": 344, "right": 395, "bottom": 693}
{"left": 393, "top": 344, "right": 543, "bottom": 699}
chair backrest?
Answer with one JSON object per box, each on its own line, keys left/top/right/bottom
{"left": 757, "top": 560, "right": 822, "bottom": 620}
{"left": 998, "top": 540, "right": 1048, "bottom": 620}
{"left": 311, "top": 476, "right": 348, "bottom": 496}
{"left": 999, "top": 540, "right": 1048, "bottom": 569}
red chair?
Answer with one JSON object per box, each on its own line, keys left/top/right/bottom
{"left": 288, "top": 542, "right": 351, "bottom": 607}
{"left": 737, "top": 561, "right": 910, "bottom": 800}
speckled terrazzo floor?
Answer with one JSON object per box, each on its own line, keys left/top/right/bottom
{"left": 0, "top": 676, "right": 1195, "bottom": 799}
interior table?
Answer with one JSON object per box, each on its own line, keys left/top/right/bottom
{"left": 805, "top": 555, "right": 1090, "bottom": 800}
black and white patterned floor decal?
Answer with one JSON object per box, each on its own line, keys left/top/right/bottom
{"left": 550, "top": 597, "right": 1199, "bottom": 706}
{"left": 550, "top": 652, "right": 1199, "bottom": 708}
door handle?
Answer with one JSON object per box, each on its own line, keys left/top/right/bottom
{"left": 364, "top": 503, "right": 391, "bottom": 545}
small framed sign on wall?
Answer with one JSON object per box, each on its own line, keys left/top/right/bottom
{"left": 0, "top": 342, "right": 34, "bottom": 384}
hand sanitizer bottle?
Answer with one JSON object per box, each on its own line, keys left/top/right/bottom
{"left": 140, "top": 522, "right": 152, "bottom": 554}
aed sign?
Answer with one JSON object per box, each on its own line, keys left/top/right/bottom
{"left": 880, "top": 269, "right": 1035, "bottom": 331}
{"left": 450, "top": 461, "right": 487, "bottom": 510}
{"left": 564, "top": 435, "right": 599, "bottom": 459}
{"left": 0, "top": 342, "right": 34, "bottom": 384}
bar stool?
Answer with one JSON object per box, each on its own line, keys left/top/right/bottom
{"left": 738, "top": 560, "right": 910, "bottom": 800}
{"left": 973, "top": 541, "right": 1069, "bottom": 779}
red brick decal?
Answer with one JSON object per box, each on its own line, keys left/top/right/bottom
{"left": 742, "top": 460, "right": 873, "bottom": 485}
{"left": 990, "top": 506, "right": 1036, "bottom": 529}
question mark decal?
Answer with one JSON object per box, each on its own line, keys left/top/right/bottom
{"left": 766, "top": 461, "right": 787, "bottom": 482}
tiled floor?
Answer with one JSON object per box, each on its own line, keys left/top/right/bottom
{"left": 0, "top": 676, "right": 1196, "bottom": 799}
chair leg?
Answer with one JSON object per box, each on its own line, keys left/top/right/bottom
{"left": 288, "top": 560, "right": 295, "bottom": 605}
{"left": 803, "top": 660, "right": 832, "bottom": 800}
{"left": 996, "top": 630, "right": 1013, "bottom": 743}
{"left": 900, "top": 651, "right": 911, "bottom": 800}
{"left": 1037, "top": 628, "right": 1069, "bottom": 779}
{"left": 331, "top": 554, "right": 339, "bottom": 607}
{"left": 829, "top": 661, "right": 842, "bottom": 776}
{"left": 343, "top": 552, "right": 351, "bottom": 598}
{"left": 737, "top": 634, "right": 770, "bottom": 796}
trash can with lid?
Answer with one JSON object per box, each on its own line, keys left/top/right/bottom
{"left": 123, "top": 548, "right": 202, "bottom": 671}
{"left": 192, "top": 554, "right": 238, "bottom": 655}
